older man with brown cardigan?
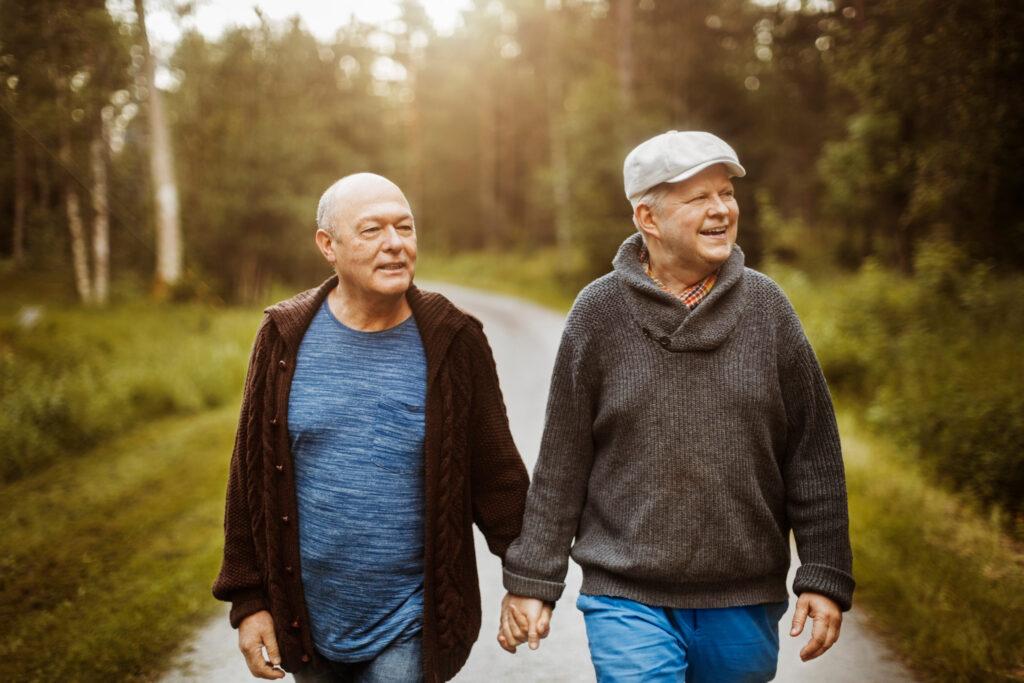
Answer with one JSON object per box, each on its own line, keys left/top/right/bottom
{"left": 213, "top": 173, "right": 529, "bottom": 682}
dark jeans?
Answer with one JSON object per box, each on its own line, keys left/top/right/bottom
{"left": 293, "top": 637, "right": 422, "bottom": 683}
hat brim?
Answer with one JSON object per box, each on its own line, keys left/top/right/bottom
{"left": 665, "top": 158, "right": 747, "bottom": 186}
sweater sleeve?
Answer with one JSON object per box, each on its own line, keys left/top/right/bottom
{"left": 462, "top": 321, "right": 531, "bottom": 559}
{"left": 780, "top": 318, "right": 856, "bottom": 611}
{"left": 502, "top": 322, "right": 596, "bottom": 603}
{"left": 211, "top": 316, "right": 271, "bottom": 628}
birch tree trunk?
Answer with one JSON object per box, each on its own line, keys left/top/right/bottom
{"left": 90, "top": 119, "right": 111, "bottom": 305}
{"left": 59, "top": 124, "right": 93, "bottom": 304}
{"left": 135, "top": 0, "right": 182, "bottom": 295}
{"left": 12, "top": 128, "right": 27, "bottom": 264}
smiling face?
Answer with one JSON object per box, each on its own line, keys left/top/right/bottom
{"left": 636, "top": 163, "right": 739, "bottom": 282}
{"left": 315, "top": 175, "right": 417, "bottom": 300}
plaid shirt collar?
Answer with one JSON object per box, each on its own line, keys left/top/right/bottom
{"left": 640, "top": 247, "right": 719, "bottom": 310}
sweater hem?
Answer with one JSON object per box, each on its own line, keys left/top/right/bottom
{"left": 580, "top": 568, "right": 789, "bottom": 609}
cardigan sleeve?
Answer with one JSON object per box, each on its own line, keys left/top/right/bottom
{"left": 779, "top": 317, "right": 856, "bottom": 611}
{"left": 501, "top": 320, "right": 596, "bottom": 603}
{"left": 461, "top": 320, "right": 531, "bottom": 559}
{"left": 212, "top": 315, "right": 271, "bottom": 628}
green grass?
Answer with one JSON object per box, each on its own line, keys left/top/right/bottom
{"left": 0, "top": 273, "right": 259, "bottom": 482}
{"left": 0, "top": 406, "right": 238, "bottom": 682}
{"left": 842, "top": 411, "right": 1024, "bottom": 681}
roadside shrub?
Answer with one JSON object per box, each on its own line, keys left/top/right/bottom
{"left": 774, "top": 239, "right": 1024, "bottom": 519}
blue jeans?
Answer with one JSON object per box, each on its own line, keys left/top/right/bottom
{"left": 577, "top": 593, "right": 788, "bottom": 683}
{"left": 292, "top": 636, "right": 421, "bottom": 683}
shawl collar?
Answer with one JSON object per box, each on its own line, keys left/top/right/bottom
{"left": 612, "top": 232, "right": 748, "bottom": 352}
{"left": 264, "top": 276, "right": 469, "bottom": 385}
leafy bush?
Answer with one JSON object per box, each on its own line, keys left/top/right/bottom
{"left": 774, "top": 240, "right": 1024, "bottom": 519}
{"left": 0, "top": 302, "right": 257, "bottom": 482}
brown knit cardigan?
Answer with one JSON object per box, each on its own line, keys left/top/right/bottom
{"left": 212, "top": 277, "right": 530, "bottom": 681}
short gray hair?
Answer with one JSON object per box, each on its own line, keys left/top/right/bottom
{"left": 630, "top": 182, "right": 672, "bottom": 230}
{"left": 316, "top": 179, "right": 344, "bottom": 236}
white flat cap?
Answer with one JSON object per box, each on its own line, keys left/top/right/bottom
{"left": 624, "top": 130, "right": 746, "bottom": 200}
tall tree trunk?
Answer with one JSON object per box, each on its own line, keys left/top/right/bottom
{"left": 135, "top": 0, "right": 182, "bottom": 295}
{"left": 616, "top": 0, "right": 634, "bottom": 114}
{"left": 478, "top": 83, "right": 499, "bottom": 249}
{"left": 90, "top": 121, "right": 111, "bottom": 305}
{"left": 59, "top": 124, "right": 93, "bottom": 304}
{"left": 12, "top": 128, "right": 27, "bottom": 264}
{"left": 547, "top": 76, "right": 572, "bottom": 261}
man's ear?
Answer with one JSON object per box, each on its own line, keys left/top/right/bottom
{"left": 635, "top": 204, "right": 660, "bottom": 241}
{"left": 314, "top": 228, "right": 336, "bottom": 265}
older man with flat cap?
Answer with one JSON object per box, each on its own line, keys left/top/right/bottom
{"left": 498, "top": 132, "right": 854, "bottom": 682}
{"left": 213, "top": 173, "right": 529, "bottom": 682}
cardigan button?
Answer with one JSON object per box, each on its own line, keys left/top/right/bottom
{"left": 291, "top": 618, "right": 301, "bottom": 629}
{"left": 658, "top": 336, "right": 670, "bottom": 347}
{"left": 278, "top": 360, "right": 287, "bottom": 369}
{"left": 281, "top": 515, "right": 290, "bottom": 524}
{"left": 301, "top": 654, "right": 311, "bottom": 663}
{"left": 270, "top": 416, "right": 278, "bottom": 426}
{"left": 275, "top": 463, "right": 284, "bottom": 473}
{"left": 284, "top": 565, "right": 294, "bottom": 574}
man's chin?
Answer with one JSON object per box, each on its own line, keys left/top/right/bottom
{"left": 700, "top": 243, "right": 733, "bottom": 267}
{"left": 372, "top": 271, "right": 413, "bottom": 295}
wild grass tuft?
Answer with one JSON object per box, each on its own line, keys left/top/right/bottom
{"left": 0, "top": 294, "right": 258, "bottom": 482}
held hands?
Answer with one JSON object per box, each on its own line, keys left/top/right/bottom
{"left": 238, "top": 610, "right": 286, "bottom": 679}
{"left": 789, "top": 592, "right": 842, "bottom": 661}
{"left": 497, "top": 592, "right": 553, "bottom": 653}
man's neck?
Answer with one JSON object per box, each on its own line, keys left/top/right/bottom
{"left": 327, "top": 280, "right": 412, "bottom": 332}
{"left": 646, "top": 252, "right": 716, "bottom": 294}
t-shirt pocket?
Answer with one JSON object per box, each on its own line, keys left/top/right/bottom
{"left": 371, "top": 396, "right": 426, "bottom": 474}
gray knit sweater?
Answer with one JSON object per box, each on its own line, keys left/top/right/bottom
{"left": 503, "top": 233, "right": 855, "bottom": 611}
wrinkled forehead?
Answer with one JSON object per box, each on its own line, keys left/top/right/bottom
{"left": 331, "top": 180, "right": 412, "bottom": 228}
{"left": 351, "top": 200, "right": 415, "bottom": 227}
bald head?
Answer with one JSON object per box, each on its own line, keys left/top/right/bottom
{"left": 316, "top": 173, "right": 410, "bottom": 236}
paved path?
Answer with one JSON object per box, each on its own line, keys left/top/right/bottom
{"left": 165, "top": 282, "right": 913, "bottom": 682}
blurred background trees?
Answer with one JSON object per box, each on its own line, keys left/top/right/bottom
{"left": 2, "top": 4, "right": 1023, "bottom": 677}
{"left": 3, "top": 0, "right": 1022, "bottom": 300}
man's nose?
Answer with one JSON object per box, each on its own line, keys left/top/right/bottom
{"left": 382, "top": 225, "right": 403, "bottom": 249}
{"left": 707, "top": 194, "right": 728, "bottom": 216}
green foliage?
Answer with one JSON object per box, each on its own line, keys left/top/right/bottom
{"left": 169, "top": 21, "right": 389, "bottom": 302}
{"left": 0, "top": 285, "right": 258, "bottom": 482}
{"left": 562, "top": 65, "right": 635, "bottom": 282}
{"left": 775, "top": 240, "right": 1024, "bottom": 518}
{"left": 842, "top": 412, "right": 1024, "bottom": 682}
{"left": 823, "top": 0, "right": 1024, "bottom": 268}
{"left": 0, "top": 406, "right": 237, "bottom": 681}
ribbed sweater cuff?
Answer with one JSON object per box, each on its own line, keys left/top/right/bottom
{"left": 503, "top": 568, "right": 564, "bottom": 603}
{"left": 228, "top": 588, "right": 269, "bottom": 628}
{"left": 792, "top": 563, "right": 855, "bottom": 611}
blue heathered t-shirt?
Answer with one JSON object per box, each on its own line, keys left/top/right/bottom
{"left": 288, "top": 299, "right": 426, "bottom": 662}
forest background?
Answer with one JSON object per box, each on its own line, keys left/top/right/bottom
{"left": 0, "top": 0, "right": 1022, "bottom": 680}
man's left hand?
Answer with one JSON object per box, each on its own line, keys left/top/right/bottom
{"left": 789, "top": 592, "right": 842, "bottom": 661}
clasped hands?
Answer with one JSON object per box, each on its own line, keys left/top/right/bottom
{"left": 497, "top": 592, "right": 553, "bottom": 653}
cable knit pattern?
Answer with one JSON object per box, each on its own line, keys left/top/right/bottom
{"left": 503, "top": 233, "right": 854, "bottom": 612}
{"left": 212, "top": 276, "right": 529, "bottom": 681}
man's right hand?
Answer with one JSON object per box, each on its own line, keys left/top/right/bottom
{"left": 238, "top": 610, "right": 285, "bottom": 679}
{"left": 497, "top": 592, "right": 553, "bottom": 653}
